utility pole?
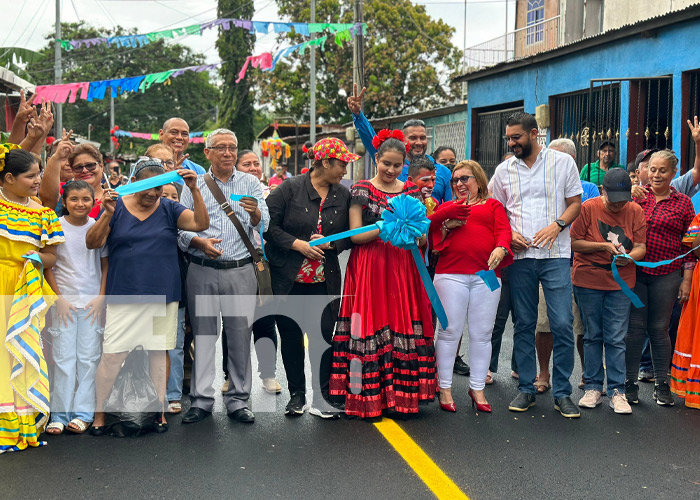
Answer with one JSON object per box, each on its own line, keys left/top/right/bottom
{"left": 110, "top": 94, "right": 115, "bottom": 154}
{"left": 310, "top": 0, "right": 316, "bottom": 144}
{"left": 462, "top": 0, "right": 467, "bottom": 102}
{"left": 54, "top": 0, "right": 62, "bottom": 135}
{"left": 353, "top": 0, "right": 365, "bottom": 99}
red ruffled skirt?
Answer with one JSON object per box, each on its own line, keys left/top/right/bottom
{"left": 330, "top": 239, "right": 435, "bottom": 418}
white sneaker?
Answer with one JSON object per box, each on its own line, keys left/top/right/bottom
{"left": 262, "top": 378, "right": 282, "bottom": 394}
{"left": 578, "top": 389, "right": 602, "bottom": 408}
{"left": 609, "top": 389, "right": 632, "bottom": 414}
{"left": 308, "top": 407, "right": 340, "bottom": 419}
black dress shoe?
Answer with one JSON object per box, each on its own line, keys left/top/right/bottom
{"left": 554, "top": 396, "right": 581, "bottom": 418}
{"left": 181, "top": 407, "right": 211, "bottom": 424}
{"left": 508, "top": 392, "right": 536, "bottom": 412}
{"left": 229, "top": 408, "right": 255, "bottom": 423}
{"left": 453, "top": 355, "right": 471, "bottom": 376}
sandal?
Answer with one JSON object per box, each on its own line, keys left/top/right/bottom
{"left": 167, "top": 401, "right": 182, "bottom": 414}
{"left": 46, "top": 422, "right": 65, "bottom": 435}
{"left": 89, "top": 425, "right": 107, "bottom": 436}
{"left": 534, "top": 377, "right": 551, "bottom": 394}
{"left": 67, "top": 418, "right": 91, "bottom": 434}
{"left": 485, "top": 371, "right": 494, "bottom": 385}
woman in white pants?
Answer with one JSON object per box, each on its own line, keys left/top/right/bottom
{"left": 429, "top": 160, "right": 513, "bottom": 413}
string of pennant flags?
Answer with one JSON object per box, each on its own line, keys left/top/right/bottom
{"left": 33, "top": 27, "right": 351, "bottom": 105}
{"left": 57, "top": 18, "right": 366, "bottom": 51}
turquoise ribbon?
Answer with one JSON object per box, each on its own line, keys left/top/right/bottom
{"left": 308, "top": 223, "right": 379, "bottom": 247}
{"left": 115, "top": 170, "right": 182, "bottom": 195}
{"left": 476, "top": 270, "right": 501, "bottom": 291}
{"left": 611, "top": 245, "right": 699, "bottom": 308}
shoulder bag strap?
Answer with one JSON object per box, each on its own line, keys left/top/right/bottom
{"left": 202, "top": 173, "right": 261, "bottom": 263}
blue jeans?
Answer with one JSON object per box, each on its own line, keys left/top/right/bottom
{"left": 166, "top": 307, "right": 186, "bottom": 401}
{"left": 49, "top": 308, "right": 102, "bottom": 424}
{"left": 509, "top": 258, "right": 574, "bottom": 398}
{"left": 573, "top": 287, "right": 630, "bottom": 393}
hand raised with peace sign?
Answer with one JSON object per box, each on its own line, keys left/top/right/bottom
{"left": 15, "top": 89, "right": 37, "bottom": 125}
{"left": 56, "top": 128, "right": 74, "bottom": 160}
{"left": 347, "top": 83, "right": 366, "bottom": 115}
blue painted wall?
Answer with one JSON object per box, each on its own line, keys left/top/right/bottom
{"left": 466, "top": 16, "right": 700, "bottom": 166}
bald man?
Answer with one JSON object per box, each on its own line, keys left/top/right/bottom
{"left": 159, "top": 117, "right": 207, "bottom": 177}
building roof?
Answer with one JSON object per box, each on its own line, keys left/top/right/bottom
{"left": 454, "top": 3, "right": 700, "bottom": 83}
{"left": 341, "top": 103, "right": 467, "bottom": 128}
{"left": 0, "top": 67, "right": 35, "bottom": 93}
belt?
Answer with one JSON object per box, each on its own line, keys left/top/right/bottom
{"left": 189, "top": 255, "right": 253, "bottom": 270}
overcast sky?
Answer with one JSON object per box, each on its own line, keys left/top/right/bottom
{"left": 1, "top": 0, "right": 514, "bottom": 73}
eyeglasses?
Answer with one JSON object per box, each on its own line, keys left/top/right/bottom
{"left": 72, "top": 162, "right": 99, "bottom": 173}
{"left": 451, "top": 175, "right": 475, "bottom": 185}
{"left": 209, "top": 145, "right": 238, "bottom": 153}
{"left": 162, "top": 160, "right": 175, "bottom": 168}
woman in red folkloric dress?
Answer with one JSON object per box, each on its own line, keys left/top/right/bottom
{"left": 330, "top": 131, "right": 435, "bottom": 418}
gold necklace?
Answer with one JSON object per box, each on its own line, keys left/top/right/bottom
{"left": 0, "top": 187, "right": 30, "bottom": 207}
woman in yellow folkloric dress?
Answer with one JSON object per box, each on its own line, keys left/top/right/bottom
{"left": 0, "top": 145, "right": 64, "bottom": 453}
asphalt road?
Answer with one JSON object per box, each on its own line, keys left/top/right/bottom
{"left": 4, "top": 256, "right": 700, "bottom": 499}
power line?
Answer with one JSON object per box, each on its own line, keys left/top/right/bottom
{"left": 0, "top": 0, "right": 29, "bottom": 47}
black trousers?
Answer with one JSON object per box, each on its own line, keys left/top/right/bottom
{"left": 222, "top": 313, "right": 278, "bottom": 380}
{"left": 275, "top": 282, "right": 335, "bottom": 404}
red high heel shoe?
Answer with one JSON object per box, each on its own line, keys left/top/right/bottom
{"left": 468, "top": 389, "right": 492, "bottom": 413}
{"left": 438, "top": 389, "right": 457, "bottom": 412}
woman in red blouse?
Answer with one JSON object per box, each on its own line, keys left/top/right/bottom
{"left": 429, "top": 160, "right": 513, "bottom": 412}
{"left": 626, "top": 150, "right": 695, "bottom": 406}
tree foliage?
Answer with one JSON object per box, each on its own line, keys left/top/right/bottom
{"left": 217, "top": 0, "right": 256, "bottom": 149}
{"left": 26, "top": 23, "right": 220, "bottom": 165}
{"left": 253, "top": 0, "right": 461, "bottom": 124}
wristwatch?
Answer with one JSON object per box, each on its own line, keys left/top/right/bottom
{"left": 499, "top": 246, "right": 509, "bottom": 256}
{"left": 554, "top": 219, "right": 567, "bottom": 231}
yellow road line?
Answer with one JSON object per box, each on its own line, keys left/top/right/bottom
{"left": 374, "top": 418, "right": 470, "bottom": 500}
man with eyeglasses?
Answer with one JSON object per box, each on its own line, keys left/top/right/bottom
{"left": 159, "top": 117, "right": 207, "bottom": 176}
{"left": 346, "top": 84, "right": 453, "bottom": 204}
{"left": 490, "top": 112, "right": 583, "bottom": 419}
{"left": 178, "top": 128, "right": 270, "bottom": 425}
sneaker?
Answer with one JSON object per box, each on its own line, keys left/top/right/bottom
{"left": 284, "top": 392, "right": 307, "bottom": 416}
{"left": 554, "top": 397, "right": 581, "bottom": 418}
{"left": 578, "top": 389, "right": 603, "bottom": 409}
{"left": 638, "top": 369, "right": 655, "bottom": 383}
{"left": 625, "top": 380, "right": 639, "bottom": 404}
{"left": 262, "top": 378, "right": 282, "bottom": 394}
{"left": 508, "top": 392, "right": 536, "bottom": 412}
{"left": 309, "top": 407, "right": 340, "bottom": 420}
{"left": 609, "top": 389, "right": 632, "bottom": 414}
{"left": 653, "top": 382, "right": 675, "bottom": 406}
{"left": 221, "top": 379, "right": 230, "bottom": 394}
{"left": 453, "top": 355, "right": 470, "bottom": 376}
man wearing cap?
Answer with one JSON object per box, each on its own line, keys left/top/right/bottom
{"left": 570, "top": 169, "right": 647, "bottom": 414}
{"left": 580, "top": 141, "right": 625, "bottom": 185}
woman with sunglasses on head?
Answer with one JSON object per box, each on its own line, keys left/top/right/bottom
{"left": 85, "top": 159, "right": 209, "bottom": 435}
{"left": 428, "top": 160, "right": 512, "bottom": 413}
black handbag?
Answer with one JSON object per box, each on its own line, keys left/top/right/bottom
{"left": 203, "top": 173, "right": 273, "bottom": 301}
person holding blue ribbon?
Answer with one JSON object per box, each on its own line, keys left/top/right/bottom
{"left": 329, "top": 130, "right": 436, "bottom": 419}
{"left": 570, "top": 169, "right": 647, "bottom": 414}
{"left": 264, "top": 138, "right": 355, "bottom": 418}
{"left": 625, "top": 150, "right": 695, "bottom": 407}
{"left": 86, "top": 159, "right": 209, "bottom": 435}
{"left": 429, "top": 160, "right": 512, "bottom": 414}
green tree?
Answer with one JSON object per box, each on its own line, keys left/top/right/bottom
{"left": 26, "top": 23, "right": 220, "bottom": 166}
{"left": 217, "top": 0, "right": 256, "bottom": 149}
{"left": 253, "top": 0, "right": 461, "bottom": 123}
